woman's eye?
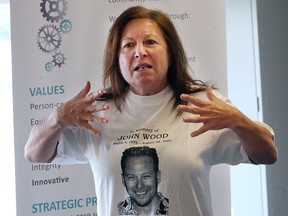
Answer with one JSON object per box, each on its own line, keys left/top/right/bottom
{"left": 145, "top": 40, "right": 156, "bottom": 45}
{"left": 123, "top": 43, "right": 133, "bottom": 48}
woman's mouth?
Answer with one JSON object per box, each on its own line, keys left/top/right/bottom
{"left": 134, "top": 65, "right": 152, "bottom": 71}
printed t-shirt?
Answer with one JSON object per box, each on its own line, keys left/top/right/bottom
{"left": 53, "top": 86, "right": 253, "bottom": 216}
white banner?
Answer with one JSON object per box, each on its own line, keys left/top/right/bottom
{"left": 11, "top": 0, "right": 228, "bottom": 215}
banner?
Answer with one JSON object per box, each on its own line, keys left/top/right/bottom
{"left": 11, "top": 0, "right": 228, "bottom": 215}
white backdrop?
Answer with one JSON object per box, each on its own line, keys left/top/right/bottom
{"left": 10, "top": 0, "right": 228, "bottom": 215}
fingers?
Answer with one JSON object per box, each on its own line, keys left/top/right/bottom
{"left": 182, "top": 116, "right": 204, "bottom": 123}
{"left": 206, "top": 86, "right": 217, "bottom": 102}
{"left": 67, "top": 111, "right": 109, "bottom": 136}
{"left": 84, "top": 103, "right": 110, "bottom": 113}
{"left": 180, "top": 86, "right": 217, "bottom": 104}
{"left": 178, "top": 87, "right": 224, "bottom": 137}
{"left": 78, "top": 109, "right": 109, "bottom": 124}
{"left": 190, "top": 126, "right": 209, "bottom": 137}
{"left": 75, "top": 81, "right": 91, "bottom": 99}
{"left": 73, "top": 100, "right": 110, "bottom": 134}
{"left": 180, "top": 93, "right": 210, "bottom": 108}
{"left": 56, "top": 82, "right": 110, "bottom": 135}
{"left": 86, "top": 89, "right": 106, "bottom": 102}
{"left": 74, "top": 82, "right": 106, "bottom": 103}
{"left": 73, "top": 82, "right": 109, "bottom": 113}
{"left": 177, "top": 104, "right": 201, "bottom": 115}
{"left": 78, "top": 121, "right": 103, "bottom": 136}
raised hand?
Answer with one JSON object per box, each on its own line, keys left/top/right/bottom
{"left": 177, "top": 87, "right": 242, "bottom": 137}
{"left": 55, "top": 81, "right": 109, "bottom": 135}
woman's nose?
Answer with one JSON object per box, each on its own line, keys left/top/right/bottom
{"left": 134, "top": 44, "right": 148, "bottom": 58}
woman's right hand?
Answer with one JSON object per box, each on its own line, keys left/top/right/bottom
{"left": 25, "top": 81, "right": 110, "bottom": 163}
{"left": 55, "top": 81, "right": 109, "bottom": 135}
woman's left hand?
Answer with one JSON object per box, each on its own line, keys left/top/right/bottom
{"left": 177, "top": 86, "right": 277, "bottom": 164}
{"left": 177, "top": 87, "right": 242, "bottom": 137}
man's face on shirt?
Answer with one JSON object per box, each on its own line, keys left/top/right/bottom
{"left": 122, "top": 156, "right": 160, "bottom": 207}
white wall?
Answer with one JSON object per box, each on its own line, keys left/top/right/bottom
{"left": 226, "top": 1, "right": 267, "bottom": 215}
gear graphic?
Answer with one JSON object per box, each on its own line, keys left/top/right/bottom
{"left": 60, "top": 19, "right": 72, "bottom": 33}
{"left": 52, "top": 51, "right": 66, "bottom": 67}
{"left": 45, "top": 62, "right": 54, "bottom": 72}
{"left": 37, "top": 24, "right": 62, "bottom": 54}
{"left": 40, "top": 0, "right": 68, "bottom": 23}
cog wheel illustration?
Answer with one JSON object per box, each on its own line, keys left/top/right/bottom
{"left": 37, "top": 24, "right": 62, "bottom": 54}
{"left": 40, "top": 0, "right": 68, "bottom": 23}
{"left": 60, "top": 19, "right": 72, "bottom": 33}
{"left": 45, "top": 62, "right": 54, "bottom": 72}
{"left": 52, "top": 51, "right": 66, "bottom": 67}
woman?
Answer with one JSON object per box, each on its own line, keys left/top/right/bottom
{"left": 25, "top": 6, "right": 277, "bottom": 216}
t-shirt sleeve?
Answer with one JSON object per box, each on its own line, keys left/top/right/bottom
{"left": 209, "top": 90, "right": 275, "bottom": 165}
{"left": 212, "top": 128, "right": 251, "bottom": 165}
{"left": 51, "top": 127, "right": 90, "bottom": 165}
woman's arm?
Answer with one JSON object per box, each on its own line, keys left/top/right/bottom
{"left": 24, "top": 111, "right": 64, "bottom": 163}
{"left": 231, "top": 114, "right": 277, "bottom": 164}
{"left": 24, "top": 81, "right": 109, "bottom": 163}
{"left": 177, "top": 87, "right": 278, "bottom": 164}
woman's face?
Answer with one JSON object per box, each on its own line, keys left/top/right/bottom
{"left": 118, "top": 18, "right": 170, "bottom": 95}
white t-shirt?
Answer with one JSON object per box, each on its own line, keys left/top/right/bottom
{"left": 53, "top": 86, "right": 252, "bottom": 216}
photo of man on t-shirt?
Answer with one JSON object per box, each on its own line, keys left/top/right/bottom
{"left": 118, "top": 146, "right": 169, "bottom": 215}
